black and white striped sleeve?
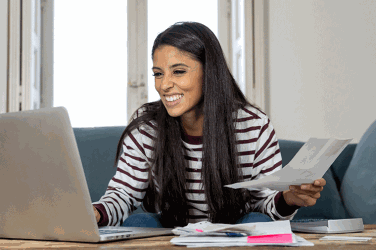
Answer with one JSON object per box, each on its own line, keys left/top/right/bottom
{"left": 248, "top": 118, "right": 298, "bottom": 221}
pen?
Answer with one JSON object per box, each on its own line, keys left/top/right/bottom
{"left": 225, "top": 232, "right": 247, "bottom": 237}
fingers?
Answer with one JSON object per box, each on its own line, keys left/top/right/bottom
{"left": 313, "top": 178, "right": 326, "bottom": 187}
{"left": 290, "top": 177, "right": 326, "bottom": 193}
{"left": 290, "top": 186, "right": 321, "bottom": 198}
{"left": 285, "top": 178, "right": 326, "bottom": 207}
{"left": 295, "top": 190, "right": 321, "bottom": 199}
{"left": 301, "top": 184, "right": 324, "bottom": 192}
{"left": 292, "top": 193, "right": 319, "bottom": 207}
{"left": 283, "top": 190, "right": 319, "bottom": 207}
{"left": 93, "top": 206, "right": 101, "bottom": 223}
{"left": 288, "top": 183, "right": 323, "bottom": 207}
{"left": 290, "top": 184, "right": 323, "bottom": 193}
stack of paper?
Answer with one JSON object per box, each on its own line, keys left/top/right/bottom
{"left": 170, "top": 221, "right": 314, "bottom": 248}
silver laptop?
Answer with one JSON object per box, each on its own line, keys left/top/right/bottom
{"left": 0, "top": 107, "right": 172, "bottom": 242}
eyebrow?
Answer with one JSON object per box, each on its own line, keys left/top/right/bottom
{"left": 152, "top": 63, "right": 190, "bottom": 71}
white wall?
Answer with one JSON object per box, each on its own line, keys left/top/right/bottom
{"left": 0, "top": 0, "right": 7, "bottom": 114}
{"left": 268, "top": 0, "right": 376, "bottom": 143}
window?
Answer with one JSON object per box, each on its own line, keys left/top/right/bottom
{"left": 54, "top": 0, "right": 127, "bottom": 127}
{"left": 53, "top": 0, "right": 260, "bottom": 126}
{"left": 8, "top": 1, "right": 264, "bottom": 122}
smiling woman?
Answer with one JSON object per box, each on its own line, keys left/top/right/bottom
{"left": 152, "top": 46, "right": 204, "bottom": 135}
{"left": 147, "top": 0, "right": 218, "bottom": 103}
{"left": 92, "top": 22, "right": 326, "bottom": 229}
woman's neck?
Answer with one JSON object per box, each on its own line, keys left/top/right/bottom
{"left": 180, "top": 111, "right": 204, "bottom": 136}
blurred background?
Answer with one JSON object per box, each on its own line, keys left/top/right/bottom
{"left": 1, "top": 0, "right": 376, "bottom": 143}
{"left": 53, "top": 0, "right": 217, "bottom": 127}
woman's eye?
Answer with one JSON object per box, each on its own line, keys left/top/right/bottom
{"left": 174, "top": 70, "right": 186, "bottom": 75}
{"left": 152, "top": 72, "right": 162, "bottom": 77}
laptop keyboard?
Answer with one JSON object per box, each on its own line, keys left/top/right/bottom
{"left": 99, "top": 229, "right": 132, "bottom": 235}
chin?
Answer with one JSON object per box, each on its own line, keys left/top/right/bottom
{"left": 166, "top": 110, "right": 183, "bottom": 117}
{"left": 163, "top": 105, "right": 183, "bottom": 117}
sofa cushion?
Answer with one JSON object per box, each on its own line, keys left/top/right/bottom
{"left": 279, "top": 140, "right": 349, "bottom": 219}
{"left": 73, "top": 127, "right": 125, "bottom": 202}
{"left": 341, "top": 119, "right": 376, "bottom": 224}
{"left": 330, "top": 144, "right": 357, "bottom": 190}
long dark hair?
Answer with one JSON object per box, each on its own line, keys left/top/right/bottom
{"left": 115, "top": 22, "right": 254, "bottom": 227}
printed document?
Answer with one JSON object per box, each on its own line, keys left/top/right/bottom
{"left": 225, "top": 138, "right": 352, "bottom": 191}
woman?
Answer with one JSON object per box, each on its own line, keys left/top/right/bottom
{"left": 93, "top": 22, "right": 326, "bottom": 228}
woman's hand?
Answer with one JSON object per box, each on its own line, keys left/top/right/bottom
{"left": 283, "top": 178, "right": 326, "bottom": 207}
{"left": 93, "top": 206, "right": 101, "bottom": 223}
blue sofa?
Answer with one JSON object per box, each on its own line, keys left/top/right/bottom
{"left": 73, "top": 118, "right": 376, "bottom": 224}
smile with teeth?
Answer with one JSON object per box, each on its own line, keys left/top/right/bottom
{"left": 165, "top": 94, "right": 184, "bottom": 102}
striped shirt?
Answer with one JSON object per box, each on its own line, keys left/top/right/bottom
{"left": 93, "top": 105, "right": 298, "bottom": 226}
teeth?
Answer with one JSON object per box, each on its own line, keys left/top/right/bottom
{"left": 166, "top": 94, "right": 183, "bottom": 102}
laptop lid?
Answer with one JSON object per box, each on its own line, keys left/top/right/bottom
{"left": 0, "top": 107, "right": 173, "bottom": 243}
{"left": 0, "top": 107, "right": 104, "bottom": 242}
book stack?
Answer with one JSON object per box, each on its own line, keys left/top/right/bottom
{"left": 291, "top": 218, "right": 364, "bottom": 234}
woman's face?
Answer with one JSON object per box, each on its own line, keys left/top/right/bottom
{"left": 153, "top": 45, "right": 203, "bottom": 118}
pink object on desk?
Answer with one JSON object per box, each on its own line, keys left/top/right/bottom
{"left": 247, "top": 234, "right": 293, "bottom": 243}
{"left": 195, "top": 229, "right": 203, "bottom": 232}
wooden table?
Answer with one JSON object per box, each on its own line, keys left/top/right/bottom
{"left": 1, "top": 225, "right": 375, "bottom": 250}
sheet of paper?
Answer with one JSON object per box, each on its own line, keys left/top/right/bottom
{"left": 225, "top": 138, "right": 352, "bottom": 191}
{"left": 320, "top": 236, "right": 372, "bottom": 242}
{"left": 172, "top": 220, "right": 292, "bottom": 236}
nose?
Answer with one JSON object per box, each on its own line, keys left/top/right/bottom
{"left": 160, "top": 73, "right": 174, "bottom": 91}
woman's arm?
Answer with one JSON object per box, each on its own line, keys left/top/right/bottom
{"left": 246, "top": 116, "right": 299, "bottom": 220}
{"left": 92, "top": 125, "right": 152, "bottom": 226}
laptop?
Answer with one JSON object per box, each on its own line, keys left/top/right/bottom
{"left": 0, "top": 107, "right": 172, "bottom": 242}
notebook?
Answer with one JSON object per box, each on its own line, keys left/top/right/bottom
{"left": 0, "top": 107, "right": 172, "bottom": 242}
{"left": 290, "top": 218, "right": 364, "bottom": 234}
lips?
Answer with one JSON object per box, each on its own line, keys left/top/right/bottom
{"left": 165, "top": 94, "right": 184, "bottom": 102}
{"left": 164, "top": 94, "right": 183, "bottom": 107}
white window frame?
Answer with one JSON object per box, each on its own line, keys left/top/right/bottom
{"left": 127, "top": 0, "right": 148, "bottom": 122}
{"left": 218, "top": 0, "right": 232, "bottom": 67}
{"left": 8, "top": 0, "right": 147, "bottom": 120}
{"left": 0, "top": 0, "right": 8, "bottom": 114}
{"left": 40, "top": 0, "right": 54, "bottom": 109}
{"left": 218, "top": 0, "right": 267, "bottom": 114}
{"left": 22, "top": 0, "right": 42, "bottom": 111}
{"left": 8, "top": 0, "right": 22, "bottom": 112}
{"left": 252, "top": 0, "right": 268, "bottom": 114}
{"left": 7, "top": 0, "right": 48, "bottom": 112}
